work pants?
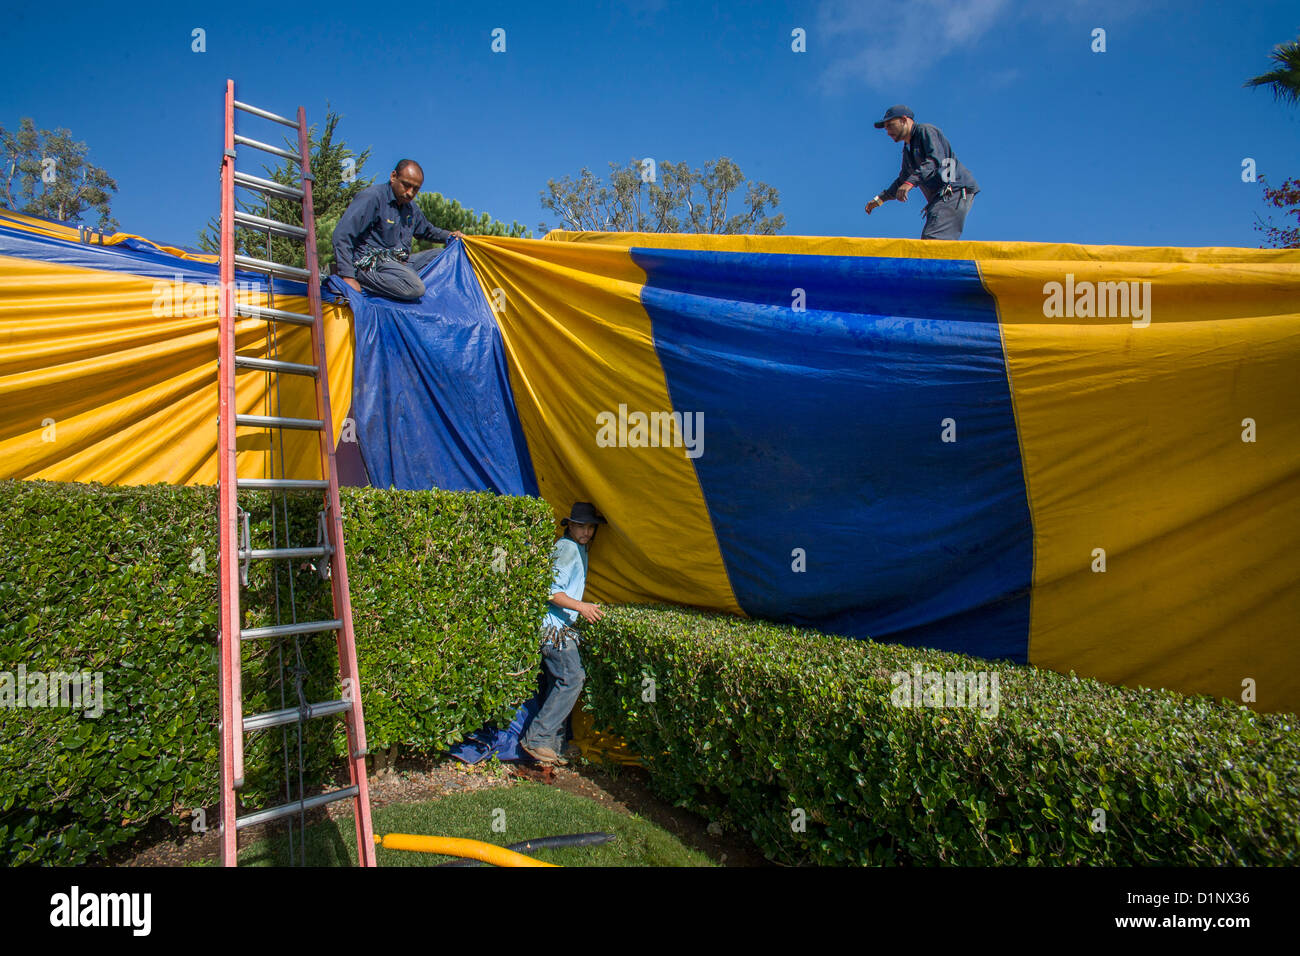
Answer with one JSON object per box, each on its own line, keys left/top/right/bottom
{"left": 355, "top": 248, "right": 441, "bottom": 300}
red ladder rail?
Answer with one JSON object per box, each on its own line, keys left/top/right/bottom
{"left": 217, "top": 78, "right": 376, "bottom": 867}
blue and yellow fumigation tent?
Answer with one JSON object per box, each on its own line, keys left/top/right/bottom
{"left": 0, "top": 208, "right": 352, "bottom": 485}
{"left": 4, "top": 209, "right": 1298, "bottom": 712}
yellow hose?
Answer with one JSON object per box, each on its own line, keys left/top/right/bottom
{"left": 374, "top": 833, "right": 559, "bottom": 867}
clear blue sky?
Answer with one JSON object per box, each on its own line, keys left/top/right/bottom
{"left": 3, "top": 0, "right": 1298, "bottom": 249}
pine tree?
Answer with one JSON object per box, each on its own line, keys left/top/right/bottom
{"left": 198, "top": 108, "right": 372, "bottom": 270}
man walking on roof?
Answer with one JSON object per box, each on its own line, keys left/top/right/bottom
{"left": 332, "top": 159, "right": 465, "bottom": 300}
{"left": 864, "top": 105, "right": 980, "bottom": 240}
{"left": 519, "top": 501, "right": 606, "bottom": 767}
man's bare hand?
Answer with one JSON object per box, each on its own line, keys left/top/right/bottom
{"left": 897, "top": 183, "right": 913, "bottom": 202}
{"left": 577, "top": 602, "right": 603, "bottom": 624}
{"left": 343, "top": 277, "right": 361, "bottom": 292}
{"left": 450, "top": 230, "right": 466, "bottom": 240}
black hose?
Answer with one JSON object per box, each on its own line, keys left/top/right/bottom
{"left": 437, "top": 831, "right": 616, "bottom": 867}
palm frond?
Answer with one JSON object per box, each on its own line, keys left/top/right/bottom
{"left": 1244, "top": 38, "right": 1300, "bottom": 104}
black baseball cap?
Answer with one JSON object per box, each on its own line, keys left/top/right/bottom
{"left": 873, "top": 105, "right": 914, "bottom": 128}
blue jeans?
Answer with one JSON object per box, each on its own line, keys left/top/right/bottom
{"left": 521, "top": 639, "right": 585, "bottom": 753}
{"left": 356, "top": 248, "right": 440, "bottom": 300}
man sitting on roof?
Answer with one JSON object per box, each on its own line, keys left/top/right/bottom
{"left": 332, "top": 159, "right": 465, "bottom": 300}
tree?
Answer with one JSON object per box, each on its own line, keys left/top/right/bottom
{"left": 1244, "top": 36, "right": 1300, "bottom": 105}
{"left": 1254, "top": 176, "right": 1300, "bottom": 248}
{"left": 198, "top": 108, "right": 372, "bottom": 271}
{"left": 1245, "top": 36, "right": 1300, "bottom": 248}
{"left": 0, "top": 118, "right": 118, "bottom": 231}
{"left": 411, "top": 192, "right": 530, "bottom": 253}
{"left": 538, "top": 157, "right": 785, "bottom": 235}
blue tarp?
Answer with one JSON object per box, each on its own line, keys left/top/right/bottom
{"left": 445, "top": 697, "right": 543, "bottom": 764}
{"left": 632, "top": 248, "right": 1033, "bottom": 661}
{"left": 327, "top": 243, "right": 537, "bottom": 495}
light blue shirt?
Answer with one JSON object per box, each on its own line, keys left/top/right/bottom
{"left": 543, "top": 536, "right": 588, "bottom": 630}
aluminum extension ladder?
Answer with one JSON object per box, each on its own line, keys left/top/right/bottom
{"left": 216, "top": 79, "right": 375, "bottom": 866}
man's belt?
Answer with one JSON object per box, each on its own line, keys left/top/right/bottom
{"left": 355, "top": 247, "right": 409, "bottom": 271}
{"left": 922, "top": 185, "right": 969, "bottom": 215}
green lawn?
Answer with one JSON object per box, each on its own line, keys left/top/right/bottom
{"left": 236, "top": 781, "right": 717, "bottom": 867}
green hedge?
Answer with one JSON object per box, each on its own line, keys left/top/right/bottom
{"left": 581, "top": 604, "right": 1300, "bottom": 866}
{"left": 0, "top": 480, "right": 554, "bottom": 865}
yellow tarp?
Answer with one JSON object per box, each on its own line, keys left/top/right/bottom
{"left": 0, "top": 230, "right": 352, "bottom": 485}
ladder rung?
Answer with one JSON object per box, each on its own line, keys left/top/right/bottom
{"left": 233, "top": 170, "right": 304, "bottom": 201}
{"left": 232, "top": 211, "right": 308, "bottom": 241}
{"left": 232, "top": 99, "right": 301, "bottom": 130}
{"left": 235, "top": 785, "right": 360, "bottom": 831}
{"left": 235, "top": 413, "right": 324, "bottom": 431}
{"left": 234, "top": 302, "right": 316, "bottom": 327}
{"left": 234, "top": 355, "right": 319, "bottom": 376}
{"left": 238, "top": 546, "right": 329, "bottom": 561}
{"left": 243, "top": 698, "right": 353, "bottom": 733}
{"left": 233, "top": 133, "right": 302, "bottom": 164}
{"left": 240, "top": 619, "right": 343, "bottom": 641}
{"left": 234, "top": 254, "right": 311, "bottom": 282}
{"left": 235, "top": 478, "right": 330, "bottom": 491}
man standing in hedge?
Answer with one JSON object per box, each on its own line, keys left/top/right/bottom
{"left": 519, "top": 501, "right": 606, "bottom": 766}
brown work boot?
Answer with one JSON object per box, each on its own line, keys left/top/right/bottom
{"left": 520, "top": 742, "right": 567, "bottom": 766}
